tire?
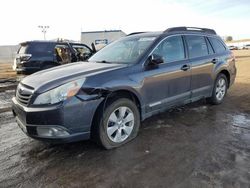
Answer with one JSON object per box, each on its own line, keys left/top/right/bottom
{"left": 93, "top": 98, "right": 140, "bottom": 149}
{"left": 208, "top": 73, "right": 228, "bottom": 105}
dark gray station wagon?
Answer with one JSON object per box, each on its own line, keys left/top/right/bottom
{"left": 12, "top": 27, "right": 236, "bottom": 149}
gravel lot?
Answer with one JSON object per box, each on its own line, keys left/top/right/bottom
{"left": 0, "top": 50, "right": 250, "bottom": 187}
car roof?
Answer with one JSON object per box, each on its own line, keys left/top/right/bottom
{"left": 126, "top": 27, "right": 218, "bottom": 39}
{"left": 125, "top": 31, "right": 163, "bottom": 39}
{"left": 20, "top": 40, "right": 88, "bottom": 46}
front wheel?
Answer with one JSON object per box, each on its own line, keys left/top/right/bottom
{"left": 208, "top": 74, "right": 228, "bottom": 105}
{"left": 95, "top": 98, "right": 140, "bottom": 149}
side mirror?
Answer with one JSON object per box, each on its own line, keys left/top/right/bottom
{"left": 145, "top": 54, "right": 164, "bottom": 69}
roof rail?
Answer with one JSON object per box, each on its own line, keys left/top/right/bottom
{"left": 164, "top": 27, "right": 216, "bottom": 35}
{"left": 127, "top": 32, "right": 146, "bottom": 36}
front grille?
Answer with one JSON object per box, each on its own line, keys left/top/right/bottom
{"left": 16, "top": 84, "right": 34, "bottom": 106}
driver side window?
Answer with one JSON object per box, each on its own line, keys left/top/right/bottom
{"left": 152, "top": 36, "right": 185, "bottom": 63}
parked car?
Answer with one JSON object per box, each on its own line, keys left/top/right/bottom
{"left": 228, "top": 45, "right": 238, "bottom": 50}
{"left": 243, "top": 44, "right": 250, "bottom": 50}
{"left": 12, "top": 27, "right": 236, "bottom": 149}
{"left": 13, "top": 41, "right": 95, "bottom": 74}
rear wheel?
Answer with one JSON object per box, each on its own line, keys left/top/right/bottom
{"left": 208, "top": 73, "right": 228, "bottom": 105}
{"left": 94, "top": 98, "right": 140, "bottom": 149}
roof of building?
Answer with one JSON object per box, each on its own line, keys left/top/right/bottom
{"left": 81, "top": 30, "right": 125, "bottom": 34}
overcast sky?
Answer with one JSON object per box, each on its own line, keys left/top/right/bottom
{"left": 1, "top": 0, "right": 250, "bottom": 45}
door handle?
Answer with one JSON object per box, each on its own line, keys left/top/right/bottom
{"left": 181, "top": 64, "right": 190, "bottom": 71}
{"left": 211, "top": 58, "right": 218, "bottom": 64}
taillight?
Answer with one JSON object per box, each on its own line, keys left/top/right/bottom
{"left": 230, "top": 51, "right": 235, "bottom": 61}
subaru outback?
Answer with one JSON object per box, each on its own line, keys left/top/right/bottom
{"left": 12, "top": 27, "right": 236, "bottom": 149}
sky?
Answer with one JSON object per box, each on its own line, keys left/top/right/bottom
{"left": 0, "top": 0, "right": 250, "bottom": 45}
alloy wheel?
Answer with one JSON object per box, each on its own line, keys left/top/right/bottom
{"left": 106, "top": 106, "right": 135, "bottom": 143}
{"left": 215, "top": 78, "right": 226, "bottom": 101}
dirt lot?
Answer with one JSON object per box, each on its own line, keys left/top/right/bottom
{"left": 0, "top": 50, "right": 250, "bottom": 187}
{"left": 0, "top": 63, "right": 16, "bottom": 80}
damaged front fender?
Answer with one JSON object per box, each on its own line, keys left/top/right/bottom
{"left": 76, "top": 87, "right": 111, "bottom": 101}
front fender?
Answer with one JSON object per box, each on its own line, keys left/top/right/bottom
{"left": 101, "top": 79, "right": 144, "bottom": 106}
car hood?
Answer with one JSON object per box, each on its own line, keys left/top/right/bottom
{"left": 21, "top": 62, "right": 126, "bottom": 93}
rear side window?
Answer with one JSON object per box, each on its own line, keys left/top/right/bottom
{"left": 185, "top": 35, "right": 208, "bottom": 58}
{"left": 152, "top": 36, "right": 185, "bottom": 63}
{"left": 27, "top": 43, "right": 52, "bottom": 54}
{"left": 208, "top": 37, "right": 226, "bottom": 53}
{"left": 206, "top": 38, "right": 214, "bottom": 54}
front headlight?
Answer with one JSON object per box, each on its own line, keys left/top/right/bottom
{"left": 33, "top": 78, "right": 86, "bottom": 105}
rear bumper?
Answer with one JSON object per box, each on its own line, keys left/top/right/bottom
{"left": 230, "top": 72, "right": 236, "bottom": 87}
{"left": 15, "top": 67, "right": 41, "bottom": 74}
{"left": 12, "top": 96, "right": 103, "bottom": 143}
{"left": 229, "top": 65, "right": 237, "bottom": 87}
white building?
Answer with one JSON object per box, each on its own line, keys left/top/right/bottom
{"left": 81, "top": 30, "right": 126, "bottom": 50}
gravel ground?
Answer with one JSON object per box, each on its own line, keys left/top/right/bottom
{"left": 0, "top": 51, "right": 250, "bottom": 188}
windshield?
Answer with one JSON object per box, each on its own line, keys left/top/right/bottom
{"left": 88, "top": 36, "right": 156, "bottom": 64}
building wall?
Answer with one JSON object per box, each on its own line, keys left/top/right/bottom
{"left": 81, "top": 30, "right": 126, "bottom": 50}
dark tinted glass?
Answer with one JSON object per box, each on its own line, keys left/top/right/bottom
{"left": 152, "top": 36, "right": 185, "bottom": 63}
{"left": 185, "top": 35, "right": 208, "bottom": 58}
{"left": 209, "top": 37, "right": 226, "bottom": 53}
{"left": 27, "top": 43, "right": 52, "bottom": 54}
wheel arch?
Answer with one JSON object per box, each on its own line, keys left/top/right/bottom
{"left": 218, "top": 69, "right": 231, "bottom": 87}
{"left": 90, "top": 88, "right": 143, "bottom": 137}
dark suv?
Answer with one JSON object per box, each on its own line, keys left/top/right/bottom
{"left": 12, "top": 27, "right": 236, "bottom": 149}
{"left": 13, "top": 41, "right": 95, "bottom": 74}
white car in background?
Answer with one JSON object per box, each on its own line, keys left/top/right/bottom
{"left": 243, "top": 44, "right": 250, "bottom": 50}
{"left": 228, "top": 45, "right": 238, "bottom": 50}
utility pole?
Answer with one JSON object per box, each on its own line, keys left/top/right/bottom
{"left": 38, "top": 25, "right": 49, "bottom": 40}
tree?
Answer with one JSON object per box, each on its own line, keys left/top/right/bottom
{"left": 226, "top": 36, "right": 233, "bottom": 41}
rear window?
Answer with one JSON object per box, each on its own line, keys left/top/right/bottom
{"left": 18, "top": 45, "right": 28, "bottom": 54}
{"left": 208, "top": 37, "right": 226, "bottom": 53}
{"left": 185, "top": 35, "right": 209, "bottom": 58}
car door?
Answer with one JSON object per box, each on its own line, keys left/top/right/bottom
{"left": 184, "top": 35, "right": 215, "bottom": 99}
{"left": 54, "top": 44, "right": 72, "bottom": 65}
{"left": 142, "top": 35, "right": 191, "bottom": 113}
{"left": 70, "top": 44, "right": 93, "bottom": 61}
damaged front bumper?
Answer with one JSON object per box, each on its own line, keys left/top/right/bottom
{"left": 12, "top": 94, "right": 104, "bottom": 143}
